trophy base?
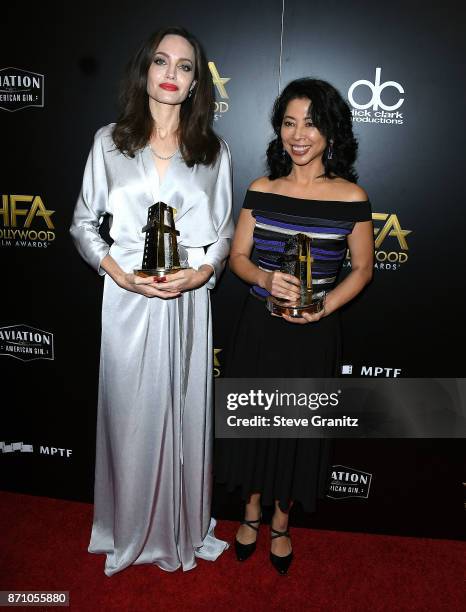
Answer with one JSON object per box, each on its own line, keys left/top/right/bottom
{"left": 266, "top": 294, "right": 325, "bottom": 318}
{"left": 134, "top": 266, "right": 190, "bottom": 278}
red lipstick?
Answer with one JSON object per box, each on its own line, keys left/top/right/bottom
{"left": 160, "top": 83, "right": 179, "bottom": 91}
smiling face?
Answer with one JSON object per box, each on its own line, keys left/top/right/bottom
{"left": 280, "top": 97, "right": 328, "bottom": 167}
{"left": 146, "top": 34, "right": 196, "bottom": 106}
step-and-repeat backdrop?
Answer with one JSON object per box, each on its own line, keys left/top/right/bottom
{"left": 2, "top": 0, "right": 465, "bottom": 538}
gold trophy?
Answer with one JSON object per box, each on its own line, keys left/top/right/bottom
{"left": 134, "top": 202, "right": 189, "bottom": 277}
{"left": 266, "top": 233, "right": 325, "bottom": 317}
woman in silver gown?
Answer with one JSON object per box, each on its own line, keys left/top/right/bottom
{"left": 71, "top": 26, "right": 233, "bottom": 576}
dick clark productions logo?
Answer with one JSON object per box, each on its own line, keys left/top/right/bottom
{"left": 348, "top": 67, "right": 405, "bottom": 125}
{"left": 0, "top": 67, "right": 44, "bottom": 112}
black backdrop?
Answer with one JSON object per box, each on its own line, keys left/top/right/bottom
{"left": 1, "top": 0, "right": 465, "bottom": 539}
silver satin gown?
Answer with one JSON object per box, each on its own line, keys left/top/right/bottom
{"left": 70, "top": 124, "right": 234, "bottom": 576}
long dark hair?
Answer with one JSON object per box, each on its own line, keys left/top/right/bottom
{"left": 112, "top": 26, "right": 220, "bottom": 166}
{"left": 267, "top": 78, "right": 358, "bottom": 182}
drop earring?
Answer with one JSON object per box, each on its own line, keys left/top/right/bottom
{"left": 327, "top": 139, "right": 334, "bottom": 160}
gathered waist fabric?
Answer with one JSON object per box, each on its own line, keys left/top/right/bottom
{"left": 110, "top": 242, "right": 206, "bottom": 270}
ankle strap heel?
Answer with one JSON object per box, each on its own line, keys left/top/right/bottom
{"left": 270, "top": 527, "right": 293, "bottom": 575}
{"left": 235, "top": 516, "right": 261, "bottom": 562}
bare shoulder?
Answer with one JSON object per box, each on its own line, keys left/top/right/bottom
{"left": 248, "top": 176, "right": 274, "bottom": 193}
{"left": 330, "top": 178, "right": 369, "bottom": 202}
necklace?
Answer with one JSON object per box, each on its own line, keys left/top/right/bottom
{"left": 149, "top": 143, "right": 178, "bottom": 160}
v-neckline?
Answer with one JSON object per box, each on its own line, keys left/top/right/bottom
{"left": 141, "top": 144, "right": 178, "bottom": 200}
{"left": 153, "top": 150, "right": 178, "bottom": 185}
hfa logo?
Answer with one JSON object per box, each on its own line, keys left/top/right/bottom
{"left": 0, "top": 195, "right": 55, "bottom": 248}
{"left": 208, "top": 62, "right": 230, "bottom": 119}
{"left": 214, "top": 348, "right": 222, "bottom": 377}
{"left": 373, "top": 213, "right": 410, "bottom": 250}
{"left": 345, "top": 212, "right": 411, "bottom": 271}
{"left": 348, "top": 67, "right": 405, "bottom": 125}
{"left": 344, "top": 212, "right": 410, "bottom": 271}
{"left": 373, "top": 212, "right": 411, "bottom": 270}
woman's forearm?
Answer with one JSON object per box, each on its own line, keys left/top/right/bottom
{"left": 229, "top": 253, "right": 269, "bottom": 289}
{"left": 100, "top": 254, "right": 127, "bottom": 287}
{"left": 230, "top": 253, "right": 373, "bottom": 311}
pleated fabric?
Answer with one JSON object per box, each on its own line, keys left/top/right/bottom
{"left": 215, "top": 295, "right": 339, "bottom": 512}
{"left": 214, "top": 190, "right": 372, "bottom": 513}
{"left": 71, "top": 124, "right": 234, "bottom": 575}
{"left": 89, "top": 274, "right": 215, "bottom": 575}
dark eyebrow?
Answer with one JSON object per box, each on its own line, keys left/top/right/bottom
{"left": 283, "top": 115, "right": 296, "bottom": 120}
{"left": 154, "top": 51, "right": 193, "bottom": 63}
{"left": 283, "top": 115, "right": 313, "bottom": 121}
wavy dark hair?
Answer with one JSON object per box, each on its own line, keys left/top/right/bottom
{"left": 267, "top": 78, "right": 358, "bottom": 182}
{"left": 112, "top": 26, "right": 219, "bottom": 166}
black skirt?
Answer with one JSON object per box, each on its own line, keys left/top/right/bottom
{"left": 214, "top": 294, "right": 340, "bottom": 513}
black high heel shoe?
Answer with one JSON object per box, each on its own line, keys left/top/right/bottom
{"left": 270, "top": 528, "right": 293, "bottom": 575}
{"left": 234, "top": 517, "right": 261, "bottom": 561}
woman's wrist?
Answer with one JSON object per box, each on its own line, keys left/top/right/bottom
{"left": 196, "top": 264, "right": 214, "bottom": 285}
{"left": 322, "top": 291, "right": 335, "bottom": 316}
{"left": 256, "top": 269, "right": 269, "bottom": 290}
{"left": 100, "top": 255, "right": 127, "bottom": 288}
{"left": 321, "top": 293, "right": 327, "bottom": 317}
{"left": 114, "top": 271, "right": 129, "bottom": 288}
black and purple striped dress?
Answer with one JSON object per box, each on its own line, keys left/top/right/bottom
{"left": 215, "top": 190, "right": 372, "bottom": 513}
{"left": 247, "top": 191, "right": 371, "bottom": 302}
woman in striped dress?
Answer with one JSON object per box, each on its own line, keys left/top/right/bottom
{"left": 215, "top": 78, "right": 374, "bottom": 574}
